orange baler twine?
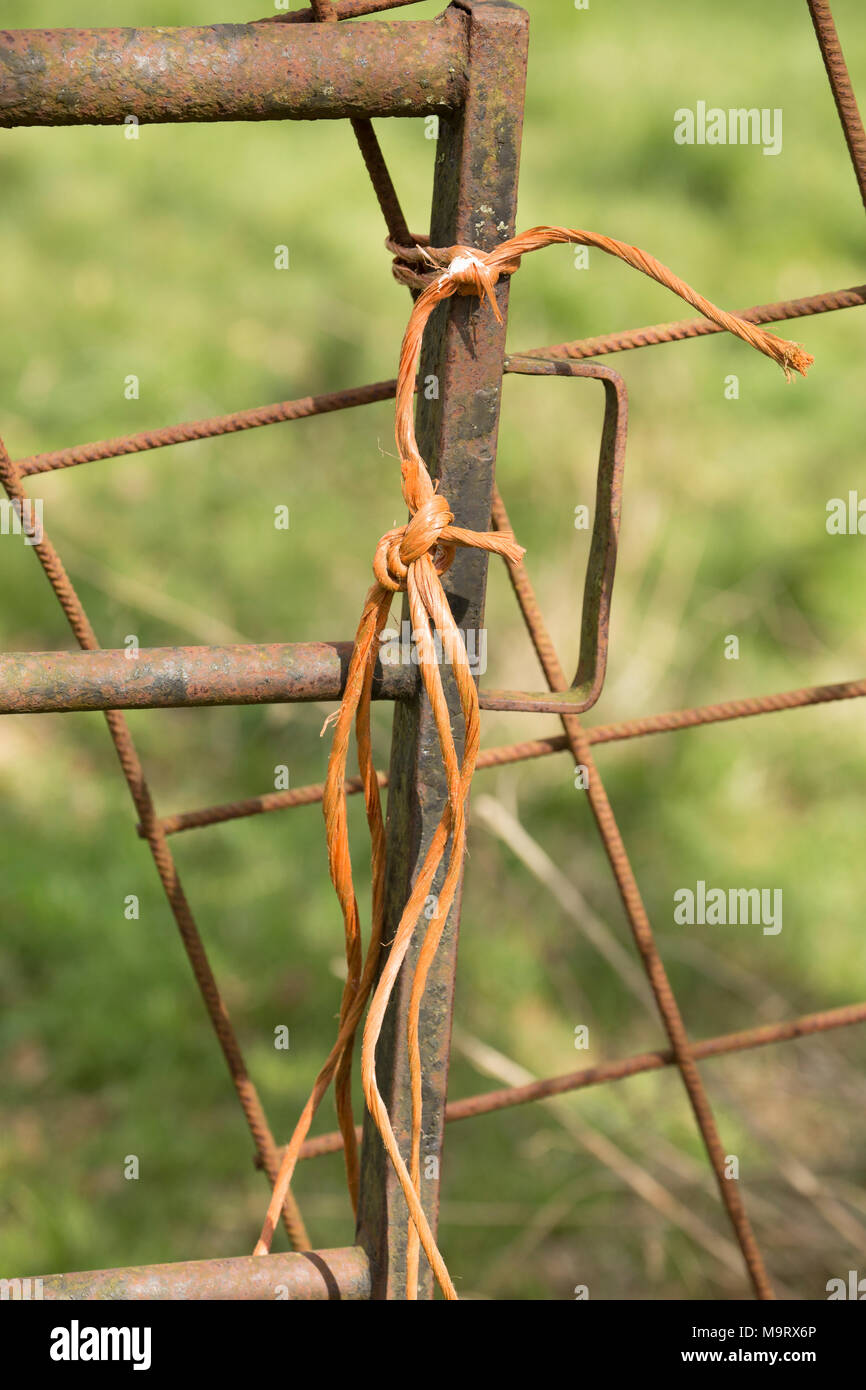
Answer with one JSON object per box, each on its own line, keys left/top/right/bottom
{"left": 253, "top": 226, "right": 813, "bottom": 1299}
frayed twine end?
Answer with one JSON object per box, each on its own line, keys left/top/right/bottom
{"left": 763, "top": 332, "right": 814, "bottom": 381}
{"left": 497, "top": 533, "right": 526, "bottom": 566}
{"left": 780, "top": 343, "right": 814, "bottom": 381}
{"left": 320, "top": 708, "right": 340, "bottom": 737}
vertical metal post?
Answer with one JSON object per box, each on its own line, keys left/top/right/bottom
{"left": 356, "top": 0, "right": 529, "bottom": 1299}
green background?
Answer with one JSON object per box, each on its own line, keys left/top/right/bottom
{"left": 1, "top": 0, "right": 864, "bottom": 1300}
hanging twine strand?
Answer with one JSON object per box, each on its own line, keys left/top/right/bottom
{"left": 253, "top": 226, "right": 812, "bottom": 1299}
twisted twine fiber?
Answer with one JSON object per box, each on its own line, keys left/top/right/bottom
{"left": 253, "top": 227, "right": 812, "bottom": 1298}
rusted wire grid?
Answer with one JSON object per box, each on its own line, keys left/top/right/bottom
{"left": 2, "top": 0, "right": 532, "bottom": 1299}
{"left": 3, "top": 0, "right": 865, "bottom": 1301}
{"left": 482, "top": 488, "right": 774, "bottom": 1299}
{"left": 0, "top": 0, "right": 426, "bottom": 1263}
{"left": 16, "top": 349, "right": 862, "bottom": 1298}
{"left": 7, "top": 263, "right": 865, "bottom": 1299}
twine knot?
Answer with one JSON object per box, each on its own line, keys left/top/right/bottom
{"left": 439, "top": 247, "right": 502, "bottom": 320}
{"left": 387, "top": 234, "right": 521, "bottom": 301}
{"left": 373, "top": 493, "right": 456, "bottom": 591}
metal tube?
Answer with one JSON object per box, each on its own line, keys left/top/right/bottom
{"left": 0, "top": 11, "right": 467, "bottom": 128}
{"left": 31, "top": 1246, "right": 370, "bottom": 1300}
{"left": 0, "top": 642, "right": 414, "bottom": 714}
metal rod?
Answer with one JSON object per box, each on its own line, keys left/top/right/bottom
{"left": 11, "top": 286, "right": 863, "bottom": 478}
{"left": 16, "top": 380, "right": 400, "bottom": 479}
{"left": 31, "top": 1247, "right": 370, "bottom": 1301}
{"left": 258, "top": 1, "right": 426, "bottom": 23}
{"left": 354, "top": 0, "right": 529, "bottom": 1301}
{"left": 0, "top": 642, "right": 414, "bottom": 714}
{"left": 807, "top": 0, "right": 866, "bottom": 210}
{"left": 518, "top": 284, "right": 866, "bottom": 362}
{"left": 0, "top": 10, "right": 467, "bottom": 127}
{"left": 484, "top": 360, "right": 627, "bottom": 714}
{"left": 287, "top": 999, "right": 866, "bottom": 1159}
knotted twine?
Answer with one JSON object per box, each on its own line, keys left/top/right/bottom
{"left": 253, "top": 226, "right": 813, "bottom": 1299}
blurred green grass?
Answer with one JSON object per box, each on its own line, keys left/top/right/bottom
{"left": 1, "top": 0, "right": 865, "bottom": 1299}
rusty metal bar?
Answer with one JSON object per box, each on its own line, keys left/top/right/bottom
{"left": 0, "top": 642, "right": 414, "bottom": 714}
{"left": 259, "top": 1, "right": 426, "bottom": 23}
{"left": 314, "top": 1003, "right": 866, "bottom": 1153}
{"left": 483, "top": 358, "right": 626, "bottom": 714}
{"left": 15, "top": 380, "right": 400, "bottom": 479}
{"left": 290, "top": 999, "right": 866, "bottom": 1159}
{"left": 145, "top": 675, "right": 866, "bottom": 836}
{"left": 9, "top": 286, "right": 862, "bottom": 480}
{"left": 807, "top": 0, "right": 866, "bottom": 210}
{"left": 0, "top": 10, "right": 467, "bottom": 128}
{"left": 493, "top": 492, "right": 775, "bottom": 1298}
{"left": 31, "top": 1246, "right": 369, "bottom": 1301}
{"left": 355, "top": 0, "right": 529, "bottom": 1300}
{"left": 520, "top": 284, "right": 866, "bottom": 362}
{"left": 442, "top": 1001, "right": 866, "bottom": 1122}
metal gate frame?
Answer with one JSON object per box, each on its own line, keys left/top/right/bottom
{"left": 1, "top": 0, "right": 530, "bottom": 1301}
{"left": 2, "top": 0, "right": 865, "bottom": 1301}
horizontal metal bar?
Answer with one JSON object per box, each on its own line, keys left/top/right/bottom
{"left": 27, "top": 1246, "right": 369, "bottom": 1300}
{"left": 13, "top": 655, "right": 860, "bottom": 722}
{"left": 148, "top": 673, "right": 866, "bottom": 835}
{"left": 0, "top": 642, "right": 414, "bottom": 714}
{"left": 0, "top": 9, "right": 467, "bottom": 127}
{"left": 518, "top": 284, "right": 866, "bottom": 362}
{"left": 9, "top": 285, "right": 855, "bottom": 475}
{"left": 282, "top": 999, "right": 866, "bottom": 1160}
{"left": 259, "top": 1, "right": 425, "bottom": 23}
{"left": 15, "top": 379, "right": 400, "bottom": 479}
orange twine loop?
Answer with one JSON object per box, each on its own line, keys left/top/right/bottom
{"left": 372, "top": 494, "right": 456, "bottom": 591}
{"left": 253, "top": 226, "right": 813, "bottom": 1301}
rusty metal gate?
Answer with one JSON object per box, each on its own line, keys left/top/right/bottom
{"left": 1, "top": 0, "right": 864, "bottom": 1300}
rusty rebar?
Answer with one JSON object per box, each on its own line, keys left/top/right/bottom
{"left": 15, "top": 285, "right": 861, "bottom": 480}
{"left": 149, "top": 772, "right": 389, "bottom": 839}
{"left": 292, "top": 1000, "right": 866, "bottom": 1159}
{"left": 15, "top": 379, "right": 399, "bottom": 478}
{"left": 0, "top": 437, "right": 310, "bottom": 1251}
{"left": 308, "top": 0, "right": 415, "bottom": 250}
{"left": 149, "top": 675, "right": 866, "bottom": 837}
{"left": 491, "top": 487, "right": 775, "bottom": 1301}
{"left": 259, "top": 1, "right": 425, "bottom": 22}
{"left": 807, "top": 0, "right": 866, "bottom": 210}
{"left": 517, "top": 285, "right": 866, "bottom": 362}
